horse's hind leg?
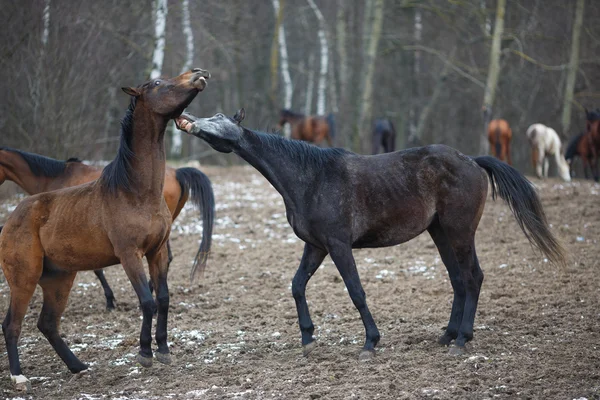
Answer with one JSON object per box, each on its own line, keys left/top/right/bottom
{"left": 93, "top": 269, "right": 116, "bottom": 311}
{"left": 291, "top": 243, "right": 328, "bottom": 355}
{"left": 38, "top": 268, "right": 88, "bottom": 373}
{"left": 328, "top": 240, "right": 380, "bottom": 360}
{"left": 147, "top": 246, "right": 171, "bottom": 364}
{"left": 428, "top": 217, "right": 464, "bottom": 346}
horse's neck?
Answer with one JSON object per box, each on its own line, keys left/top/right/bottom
{"left": 0, "top": 152, "right": 49, "bottom": 195}
{"left": 235, "top": 133, "right": 313, "bottom": 210}
{"left": 129, "top": 105, "right": 167, "bottom": 200}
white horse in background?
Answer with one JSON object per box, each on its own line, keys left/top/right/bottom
{"left": 525, "top": 123, "right": 571, "bottom": 182}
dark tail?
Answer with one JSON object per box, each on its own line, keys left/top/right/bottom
{"left": 0, "top": 225, "right": 3, "bottom": 234}
{"left": 175, "top": 167, "right": 215, "bottom": 282}
{"left": 494, "top": 125, "right": 501, "bottom": 158}
{"left": 474, "top": 156, "right": 566, "bottom": 267}
{"left": 326, "top": 113, "right": 336, "bottom": 139}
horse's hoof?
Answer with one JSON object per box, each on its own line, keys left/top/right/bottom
{"left": 358, "top": 349, "right": 375, "bottom": 362}
{"left": 11, "top": 375, "right": 31, "bottom": 393}
{"left": 449, "top": 345, "right": 466, "bottom": 356}
{"left": 303, "top": 341, "right": 317, "bottom": 357}
{"left": 438, "top": 334, "right": 453, "bottom": 346}
{"left": 156, "top": 352, "right": 172, "bottom": 365}
{"left": 136, "top": 353, "right": 153, "bottom": 368}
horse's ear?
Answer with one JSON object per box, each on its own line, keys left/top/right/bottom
{"left": 233, "top": 108, "right": 245, "bottom": 124}
{"left": 122, "top": 87, "right": 141, "bottom": 97}
{"left": 585, "top": 107, "right": 590, "bottom": 118}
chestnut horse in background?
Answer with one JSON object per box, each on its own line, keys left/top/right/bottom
{"left": 488, "top": 119, "right": 512, "bottom": 165}
{"left": 565, "top": 131, "right": 598, "bottom": 181}
{"left": 371, "top": 118, "right": 396, "bottom": 154}
{"left": 278, "top": 109, "right": 335, "bottom": 146}
{"left": 0, "top": 68, "right": 209, "bottom": 392}
{"left": 0, "top": 148, "right": 215, "bottom": 309}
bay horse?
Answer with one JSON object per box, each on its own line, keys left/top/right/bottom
{"left": 278, "top": 109, "right": 335, "bottom": 146}
{"left": 176, "top": 109, "right": 565, "bottom": 361}
{"left": 0, "top": 68, "right": 209, "bottom": 391}
{"left": 564, "top": 131, "right": 598, "bottom": 180}
{"left": 583, "top": 108, "right": 600, "bottom": 181}
{"left": 525, "top": 124, "right": 571, "bottom": 182}
{"left": 0, "top": 148, "right": 215, "bottom": 309}
{"left": 488, "top": 119, "right": 512, "bottom": 165}
{"left": 371, "top": 118, "right": 396, "bottom": 154}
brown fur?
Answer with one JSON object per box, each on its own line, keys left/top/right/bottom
{"left": 0, "top": 68, "right": 209, "bottom": 387}
{"left": 487, "top": 119, "right": 513, "bottom": 165}
{"left": 279, "top": 112, "right": 333, "bottom": 146}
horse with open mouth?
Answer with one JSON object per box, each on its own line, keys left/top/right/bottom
{"left": 176, "top": 109, "right": 565, "bottom": 361}
{"left": 0, "top": 68, "right": 209, "bottom": 392}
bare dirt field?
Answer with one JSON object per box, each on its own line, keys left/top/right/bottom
{"left": 0, "top": 165, "right": 599, "bottom": 399}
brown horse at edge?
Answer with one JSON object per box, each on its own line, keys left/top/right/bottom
{"left": 0, "top": 148, "right": 215, "bottom": 309}
{"left": 488, "top": 119, "right": 512, "bottom": 165}
{"left": 0, "top": 68, "right": 209, "bottom": 391}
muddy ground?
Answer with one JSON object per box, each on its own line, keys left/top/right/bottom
{"left": 0, "top": 165, "right": 599, "bottom": 399}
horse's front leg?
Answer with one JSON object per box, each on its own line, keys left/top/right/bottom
{"left": 93, "top": 269, "right": 116, "bottom": 311}
{"left": 119, "top": 251, "right": 155, "bottom": 367}
{"left": 292, "top": 243, "right": 327, "bottom": 356}
{"left": 328, "top": 239, "right": 380, "bottom": 361}
{"left": 147, "top": 246, "right": 172, "bottom": 364}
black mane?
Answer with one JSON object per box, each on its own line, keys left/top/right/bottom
{"left": 564, "top": 132, "right": 583, "bottom": 161}
{"left": 0, "top": 147, "right": 68, "bottom": 177}
{"left": 586, "top": 108, "right": 600, "bottom": 121}
{"left": 99, "top": 97, "right": 136, "bottom": 194}
{"left": 280, "top": 109, "right": 305, "bottom": 119}
{"left": 65, "top": 157, "right": 82, "bottom": 163}
{"left": 246, "top": 128, "right": 348, "bottom": 170}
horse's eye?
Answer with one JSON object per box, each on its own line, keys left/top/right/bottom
{"left": 154, "top": 80, "right": 161, "bottom": 86}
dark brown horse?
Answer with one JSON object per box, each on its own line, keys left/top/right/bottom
{"left": 0, "top": 148, "right": 215, "bottom": 309}
{"left": 582, "top": 108, "right": 600, "bottom": 181}
{"left": 0, "top": 68, "right": 209, "bottom": 391}
{"left": 488, "top": 119, "right": 512, "bottom": 165}
{"left": 278, "top": 109, "right": 335, "bottom": 146}
{"left": 371, "top": 118, "right": 396, "bottom": 154}
{"left": 177, "top": 109, "right": 565, "bottom": 361}
{"left": 564, "top": 131, "right": 597, "bottom": 181}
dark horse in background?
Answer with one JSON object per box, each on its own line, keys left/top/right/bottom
{"left": 177, "top": 109, "right": 565, "bottom": 361}
{"left": 0, "top": 68, "right": 209, "bottom": 392}
{"left": 564, "top": 131, "right": 597, "bottom": 181}
{"left": 278, "top": 109, "right": 335, "bottom": 146}
{"left": 0, "top": 147, "right": 215, "bottom": 309}
{"left": 488, "top": 119, "right": 512, "bottom": 165}
{"left": 371, "top": 118, "right": 396, "bottom": 154}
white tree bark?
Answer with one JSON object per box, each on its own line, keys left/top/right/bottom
{"left": 481, "top": 0, "right": 491, "bottom": 35}
{"left": 272, "top": 0, "right": 293, "bottom": 137}
{"left": 408, "top": 8, "right": 423, "bottom": 145}
{"left": 307, "top": 0, "right": 328, "bottom": 116}
{"left": 304, "top": 53, "right": 315, "bottom": 115}
{"left": 358, "top": 0, "right": 384, "bottom": 152}
{"left": 481, "top": 0, "right": 506, "bottom": 155}
{"left": 150, "top": 0, "right": 168, "bottom": 79}
{"left": 32, "top": 0, "right": 51, "bottom": 134}
{"left": 171, "top": 0, "right": 194, "bottom": 156}
{"left": 561, "top": 0, "right": 585, "bottom": 136}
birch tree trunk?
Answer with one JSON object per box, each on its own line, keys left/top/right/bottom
{"left": 270, "top": 0, "right": 284, "bottom": 105}
{"left": 357, "top": 0, "right": 384, "bottom": 153}
{"left": 408, "top": 7, "right": 422, "bottom": 146}
{"left": 170, "top": 0, "right": 194, "bottom": 157}
{"left": 150, "top": 0, "right": 168, "bottom": 79}
{"left": 271, "top": 0, "right": 293, "bottom": 137}
{"left": 32, "top": 0, "right": 51, "bottom": 135}
{"left": 304, "top": 53, "right": 315, "bottom": 116}
{"left": 336, "top": 0, "right": 349, "bottom": 146}
{"left": 307, "top": 0, "right": 328, "bottom": 116}
{"left": 561, "top": 0, "right": 585, "bottom": 137}
{"left": 480, "top": 0, "right": 506, "bottom": 155}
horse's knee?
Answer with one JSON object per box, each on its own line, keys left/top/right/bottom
{"left": 291, "top": 277, "right": 304, "bottom": 300}
{"left": 140, "top": 298, "right": 157, "bottom": 316}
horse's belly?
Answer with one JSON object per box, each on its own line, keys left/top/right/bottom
{"left": 352, "top": 224, "right": 428, "bottom": 248}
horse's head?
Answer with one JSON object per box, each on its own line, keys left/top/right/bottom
{"left": 176, "top": 109, "right": 246, "bottom": 154}
{"left": 121, "top": 68, "right": 210, "bottom": 119}
{"left": 584, "top": 108, "right": 600, "bottom": 139}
